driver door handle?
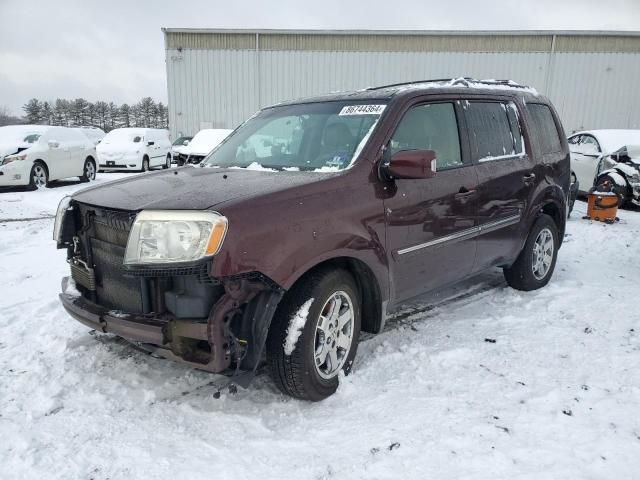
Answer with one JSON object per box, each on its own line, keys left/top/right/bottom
{"left": 454, "top": 187, "right": 477, "bottom": 200}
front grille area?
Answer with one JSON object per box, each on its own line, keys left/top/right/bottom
{"left": 76, "top": 204, "right": 143, "bottom": 313}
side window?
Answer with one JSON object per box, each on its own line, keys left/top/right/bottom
{"left": 568, "top": 135, "right": 581, "bottom": 146}
{"left": 390, "top": 103, "right": 463, "bottom": 170}
{"left": 465, "top": 102, "right": 521, "bottom": 162}
{"left": 527, "top": 103, "right": 562, "bottom": 155}
{"left": 579, "top": 135, "right": 600, "bottom": 154}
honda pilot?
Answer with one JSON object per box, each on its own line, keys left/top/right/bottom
{"left": 55, "top": 79, "right": 570, "bottom": 401}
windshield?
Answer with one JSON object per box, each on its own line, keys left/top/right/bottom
{"left": 202, "top": 101, "right": 386, "bottom": 171}
{"left": 0, "top": 126, "right": 46, "bottom": 145}
{"left": 102, "top": 129, "right": 144, "bottom": 144}
{"left": 173, "top": 136, "right": 192, "bottom": 146}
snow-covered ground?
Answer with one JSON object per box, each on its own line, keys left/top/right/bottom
{"left": 0, "top": 177, "right": 639, "bottom": 479}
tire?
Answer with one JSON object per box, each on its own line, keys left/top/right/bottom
{"left": 141, "top": 156, "right": 149, "bottom": 172}
{"left": 80, "top": 158, "right": 96, "bottom": 182}
{"left": 267, "top": 268, "right": 361, "bottom": 401}
{"left": 503, "top": 214, "right": 559, "bottom": 291}
{"left": 29, "top": 162, "right": 49, "bottom": 190}
{"left": 596, "top": 174, "right": 628, "bottom": 208}
{"left": 568, "top": 171, "right": 578, "bottom": 217}
{"left": 162, "top": 154, "right": 171, "bottom": 169}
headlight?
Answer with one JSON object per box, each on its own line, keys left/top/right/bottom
{"left": 53, "top": 196, "right": 72, "bottom": 242}
{"left": 2, "top": 153, "right": 27, "bottom": 165}
{"left": 124, "top": 210, "right": 228, "bottom": 265}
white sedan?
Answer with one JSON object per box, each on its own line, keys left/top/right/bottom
{"left": 569, "top": 129, "right": 640, "bottom": 194}
{"left": 0, "top": 125, "right": 97, "bottom": 189}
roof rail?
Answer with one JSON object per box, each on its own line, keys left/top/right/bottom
{"left": 365, "top": 79, "right": 455, "bottom": 90}
{"left": 366, "top": 77, "right": 531, "bottom": 90}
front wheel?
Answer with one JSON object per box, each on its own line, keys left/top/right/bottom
{"left": 162, "top": 154, "right": 171, "bottom": 169}
{"left": 29, "top": 162, "right": 49, "bottom": 190}
{"left": 80, "top": 158, "right": 96, "bottom": 182}
{"left": 141, "top": 157, "right": 149, "bottom": 172}
{"left": 504, "top": 214, "right": 559, "bottom": 291}
{"left": 267, "top": 268, "right": 361, "bottom": 401}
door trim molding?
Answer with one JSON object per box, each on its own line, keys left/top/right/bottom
{"left": 396, "top": 214, "right": 521, "bottom": 255}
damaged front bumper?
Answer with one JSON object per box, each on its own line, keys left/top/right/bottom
{"left": 60, "top": 276, "right": 283, "bottom": 384}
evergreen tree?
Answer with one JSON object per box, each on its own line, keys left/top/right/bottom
{"left": 119, "top": 104, "right": 131, "bottom": 128}
{"left": 40, "top": 101, "right": 53, "bottom": 125}
{"left": 107, "top": 102, "right": 119, "bottom": 131}
{"left": 22, "top": 98, "right": 42, "bottom": 124}
{"left": 94, "top": 101, "right": 109, "bottom": 130}
{"left": 53, "top": 98, "right": 69, "bottom": 126}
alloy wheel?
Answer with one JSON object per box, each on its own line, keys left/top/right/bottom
{"left": 85, "top": 161, "right": 95, "bottom": 180}
{"left": 532, "top": 227, "right": 554, "bottom": 280}
{"left": 32, "top": 165, "right": 47, "bottom": 188}
{"left": 314, "top": 291, "right": 355, "bottom": 380}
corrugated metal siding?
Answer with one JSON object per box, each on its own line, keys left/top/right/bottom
{"left": 166, "top": 32, "right": 256, "bottom": 50}
{"left": 258, "top": 34, "right": 552, "bottom": 52}
{"left": 556, "top": 35, "right": 640, "bottom": 53}
{"left": 547, "top": 53, "right": 640, "bottom": 131}
{"left": 165, "top": 31, "right": 640, "bottom": 136}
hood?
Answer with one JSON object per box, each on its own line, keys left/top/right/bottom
{"left": 71, "top": 166, "right": 337, "bottom": 211}
{"left": 0, "top": 143, "right": 32, "bottom": 159}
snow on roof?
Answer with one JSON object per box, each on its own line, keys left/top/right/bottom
{"left": 391, "top": 78, "right": 539, "bottom": 96}
{"left": 576, "top": 129, "right": 640, "bottom": 153}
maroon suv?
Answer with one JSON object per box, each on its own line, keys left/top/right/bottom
{"left": 55, "top": 79, "right": 570, "bottom": 401}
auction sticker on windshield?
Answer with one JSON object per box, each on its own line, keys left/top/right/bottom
{"left": 339, "top": 105, "right": 386, "bottom": 115}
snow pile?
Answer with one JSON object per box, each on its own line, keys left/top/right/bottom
{"left": 283, "top": 298, "right": 314, "bottom": 355}
{"left": 0, "top": 180, "right": 639, "bottom": 479}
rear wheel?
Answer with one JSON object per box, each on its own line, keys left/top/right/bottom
{"left": 29, "top": 162, "right": 48, "bottom": 190}
{"left": 162, "top": 154, "right": 171, "bottom": 169}
{"left": 80, "top": 158, "right": 96, "bottom": 182}
{"left": 267, "top": 268, "right": 361, "bottom": 401}
{"left": 596, "top": 174, "right": 628, "bottom": 207}
{"left": 504, "top": 214, "right": 559, "bottom": 291}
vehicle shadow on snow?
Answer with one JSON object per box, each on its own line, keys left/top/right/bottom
{"left": 69, "top": 269, "right": 509, "bottom": 406}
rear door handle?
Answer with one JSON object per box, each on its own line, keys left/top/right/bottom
{"left": 523, "top": 173, "right": 536, "bottom": 186}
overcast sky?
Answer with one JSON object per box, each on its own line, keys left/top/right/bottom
{"left": 1, "top": 0, "right": 639, "bottom": 116}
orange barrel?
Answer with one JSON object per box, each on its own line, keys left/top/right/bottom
{"left": 585, "top": 190, "right": 619, "bottom": 223}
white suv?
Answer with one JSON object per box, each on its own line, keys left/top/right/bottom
{"left": 97, "top": 128, "right": 172, "bottom": 172}
{"left": 0, "top": 125, "right": 97, "bottom": 189}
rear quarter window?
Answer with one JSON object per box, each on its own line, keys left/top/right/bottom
{"left": 464, "top": 101, "right": 524, "bottom": 162}
{"left": 527, "top": 103, "right": 563, "bottom": 155}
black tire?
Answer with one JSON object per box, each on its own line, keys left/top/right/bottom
{"left": 504, "top": 214, "right": 559, "bottom": 291}
{"left": 267, "top": 268, "right": 361, "bottom": 401}
{"left": 162, "top": 154, "right": 171, "bottom": 169}
{"left": 29, "top": 162, "right": 49, "bottom": 190}
{"left": 141, "top": 156, "right": 149, "bottom": 172}
{"left": 568, "top": 171, "right": 578, "bottom": 217}
{"left": 596, "top": 174, "right": 628, "bottom": 208}
{"left": 80, "top": 158, "right": 96, "bottom": 182}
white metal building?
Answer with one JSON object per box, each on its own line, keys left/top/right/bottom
{"left": 163, "top": 29, "right": 640, "bottom": 138}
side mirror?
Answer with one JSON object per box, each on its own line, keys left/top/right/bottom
{"left": 147, "top": 141, "right": 155, "bottom": 146}
{"left": 48, "top": 140, "right": 60, "bottom": 148}
{"left": 384, "top": 149, "right": 437, "bottom": 179}
{"left": 183, "top": 140, "right": 189, "bottom": 146}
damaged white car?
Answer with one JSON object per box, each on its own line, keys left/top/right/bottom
{"left": 568, "top": 129, "right": 640, "bottom": 196}
{"left": 595, "top": 145, "right": 640, "bottom": 207}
